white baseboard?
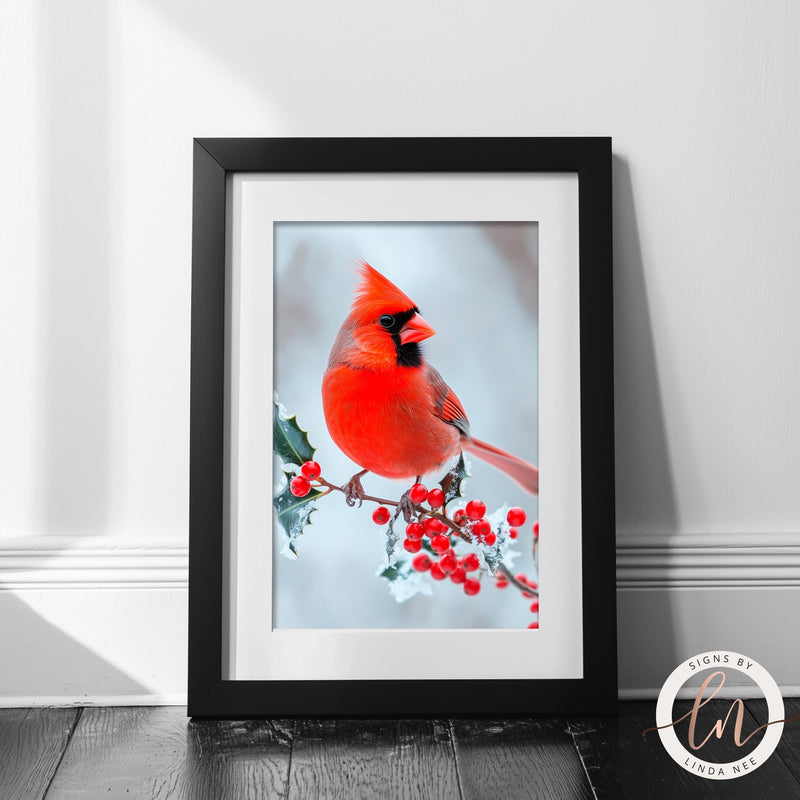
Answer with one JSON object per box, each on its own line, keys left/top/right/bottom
{"left": 616, "top": 531, "right": 800, "bottom": 698}
{"left": 0, "top": 533, "right": 798, "bottom": 705}
{"left": 0, "top": 536, "right": 188, "bottom": 706}
{"left": 616, "top": 531, "right": 800, "bottom": 588}
{"left": 0, "top": 535, "right": 188, "bottom": 590}
{"left": 13, "top": 531, "right": 796, "bottom": 589}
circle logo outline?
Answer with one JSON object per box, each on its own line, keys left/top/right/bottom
{"left": 655, "top": 650, "right": 784, "bottom": 781}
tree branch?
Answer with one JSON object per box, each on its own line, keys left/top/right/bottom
{"left": 314, "top": 475, "right": 537, "bottom": 598}
{"left": 497, "top": 562, "right": 538, "bottom": 597}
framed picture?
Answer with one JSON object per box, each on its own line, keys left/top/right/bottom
{"left": 189, "top": 137, "right": 616, "bottom": 716}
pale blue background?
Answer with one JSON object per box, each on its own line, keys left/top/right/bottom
{"left": 273, "top": 221, "right": 539, "bottom": 628}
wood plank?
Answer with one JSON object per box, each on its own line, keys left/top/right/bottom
{"left": 747, "top": 697, "right": 800, "bottom": 785}
{"left": 451, "top": 717, "right": 594, "bottom": 800}
{"left": 571, "top": 699, "right": 800, "bottom": 798}
{"left": 0, "top": 707, "right": 78, "bottom": 800}
{"left": 287, "top": 718, "right": 459, "bottom": 800}
{"left": 45, "top": 707, "right": 293, "bottom": 800}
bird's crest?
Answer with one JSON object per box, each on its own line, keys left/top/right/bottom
{"left": 351, "top": 261, "right": 417, "bottom": 324}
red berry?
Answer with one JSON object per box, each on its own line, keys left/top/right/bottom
{"left": 449, "top": 566, "right": 467, "bottom": 584}
{"left": 508, "top": 527, "right": 518, "bottom": 539}
{"left": 466, "top": 499, "right": 486, "bottom": 520}
{"left": 484, "top": 532, "right": 497, "bottom": 546}
{"left": 462, "top": 553, "right": 480, "bottom": 572}
{"left": 403, "top": 537, "right": 422, "bottom": 553}
{"left": 423, "top": 517, "right": 443, "bottom": 536}
{"left": 431, "top": 534, "right": 450, "bottom": 554}
{"left": 495, "top": 578, "right": 509, "bottom": 589}
{"left": 507, "top": 507, "right": 526, "bottom": 527}
{"left": 372, "top": 506, "right": 391, "bottom": 525}
{"left": 530, "top": 599, "right": 539, "bottom": 613}
{"left": 427, "top": 488, "right": 445, "bottom": 509}
{"left": 516, "top": 573, "right": 528, "bottom": 583}
{"left": 471, "top": 519, "right": 491, "bottom": 539}
{"left": 290, "top": 476, "right": 311, "bottom": 497}
{"left": 464, "top": 578, "right": 481, "bottom": 596}
{"left": 409, "top": 483, "right": 429, "bottom": 504}
{"left": 430, "top": 562, "right": 447, "bottom": 581}
{"left": 533, "top": 521, "right": 539, "bottom": 537}
{"left": 439, "top": 550, "right": 458, "bottom": 573}
{"left": 406, "top": 522, "right": 424, "bottom": 541}
{"left": 301, "top": 460, "right": 321, "bottom": 480}
{"left": 412, "top": 554, "right": 432, "bottom": 572}
{"left": 528, "top": 621, "right": 539, "bottom": 629}
{"left": 453, "top": 508, "right": 469, "bottom": 526}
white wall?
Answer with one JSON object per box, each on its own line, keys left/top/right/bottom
{"left": 2, "top": 0, "right": 799, "bottom": 703}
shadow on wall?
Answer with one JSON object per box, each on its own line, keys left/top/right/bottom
{"left": 613, "top": 154, "right": 680, "bottom": 675}
{"left": 39, "top": 1, "right": 111, "bottom": 535}
{"left": 140, "top": 0, "right": 367, "bottom": 123}
{"left": 613, "top": 155, "right": 679, "bottom": 535}
{"left": 0, "top": 592, "right": 147, "bottom": 702}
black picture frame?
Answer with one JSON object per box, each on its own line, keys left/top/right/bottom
{"left": 189, "top": 137, "right": 616, "bottom": 717}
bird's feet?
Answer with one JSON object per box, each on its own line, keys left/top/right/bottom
{"left": 342, "top": 470, "right": 368, "bottom": 507}
{"left": 396, "top": 490, "right": 418, "bottom": 523}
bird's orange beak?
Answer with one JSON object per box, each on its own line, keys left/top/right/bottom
{"left": 399, "top": 313, "right": 436, "bottom": 344}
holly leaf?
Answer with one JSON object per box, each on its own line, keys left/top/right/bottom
{"left": 380, "top": 561, "right": 406, "bottom": 582}
{"left": 475, "top": 508, "right": 514, "bottom": 574}
{"left": 481, "top": 538, "right": 502, "bottom": 573}
{"left": 440, "top": 453, "right": 470, "bottom": 505}
{"left": 273, "top": 473, "right": 324, "bottom": 556}
{"left": 378, "top": 557, "right": 433, "bottom": 602}
{"left": 273, "top": 400, "right": 315, "bottom": 469}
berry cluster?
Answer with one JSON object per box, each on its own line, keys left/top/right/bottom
{"left": 460, "top": 499, "right": 495, "bottom": 545}
{"left": 289, "top": 462, "right": 540, "bottom": 625}
{"left": 451, "top": 503, "right": 528, "bottom": 549}
{"left": 289, "top": 460, "right": 321, "bottom": 497}
{"left": 399, "top": 483, "right": 488, "bottom": 597}
{"left": 412, "top": 549, "right": 482, "bottom": 596}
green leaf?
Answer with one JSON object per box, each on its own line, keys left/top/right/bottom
{"left": 380, "top": 560, "right": 407, "bottom": 582}
{"left": 273, "top": 400, "right": 316, "bottom": 468}
{"left": 439, "top": 453, "right": 470, "bottom": 505}
{"left": 378, "top": 556, "right": 433, "bottom": 602}
{"left": 273, "top": 474, "right": 324, "bottom": 556}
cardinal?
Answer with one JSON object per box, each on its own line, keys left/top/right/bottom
{"left": 322, "top": 262, "right": 539, "bottom": 501}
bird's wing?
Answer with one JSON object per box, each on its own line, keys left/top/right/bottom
{"left": 425, "top": 364, "right": 471, "bottom": 438}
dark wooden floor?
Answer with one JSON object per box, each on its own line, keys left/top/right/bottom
{"left": 1, "top": 700, "right": 799, "bottom": 799}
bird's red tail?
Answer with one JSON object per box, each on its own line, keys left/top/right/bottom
{"left": 464, "top": 438, "right": 539, "bottom": 495}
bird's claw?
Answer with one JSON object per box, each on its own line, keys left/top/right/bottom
{"left": 343, "top": 473, "right": 366, "bottom": 507}
{"left": 397, "top": 491, "right": 417, "bottom": 523}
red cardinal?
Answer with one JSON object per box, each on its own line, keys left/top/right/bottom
{"left": 322, "top": 262, "right": 539, "bottom": 495}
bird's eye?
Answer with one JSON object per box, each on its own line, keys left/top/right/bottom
{"left": 379, "top": 314, "right": 394, "bottom": 328}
